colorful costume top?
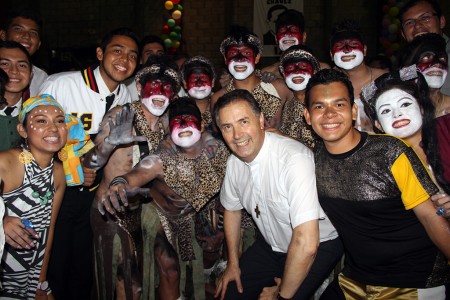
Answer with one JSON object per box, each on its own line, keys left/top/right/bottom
{"left": 1, "top": 156, "right": 55, "bottom": 299}
{"left": 280, "top": 98, "right": 318, "bottom": 149}
{"left": 314, "top": 132, "right": 449, "bottom": 288}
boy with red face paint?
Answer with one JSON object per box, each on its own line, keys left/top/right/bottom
{"left": 99, "top": 98, "right": 230, "bottom": 300}
{"left": 330, "top": 20, "right": 386, "bottom": 133}
{"left": 262, "top": 9, "right": 330, "bottom": 80}
{"left": 212, "top": 26, "right": 291, "bottom": 130}
{"left": 181, "top": 56, "right": 216, "bottom": 129}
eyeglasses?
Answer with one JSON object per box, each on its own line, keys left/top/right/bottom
{"left": 402, "top": 13, "right": 438, "bottom": 29}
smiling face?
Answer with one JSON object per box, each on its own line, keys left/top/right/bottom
{"left": 186, "top": 70, "right": 213, "bottom": 99}
{"left": 225, "top": 45, "right": 258, "bottom": 80}
{"left": 140, "top": 79, "right": 174, "bottom": 116}
{"left": 331, "top": 38, "right": 365, "bottom": 70}
{"left": 304, "top": 82, "right": 357, "bottom": 152}
{"left": 169, "top": 114, "right": 202, "bottom": 148}
{"left": 1, "top": 17, "right": 41, "bottom": 55}
{"left": 283, "top": 59, "right": 314, "bottom": 91}
{"left": 276, "top": 25, "right": 303, "bottom": 51}
{"left": 401, "top": 1, "right": 445, "bottom": 42}
{"left": 0, "top": 47, "right": 31, "bottom": 97}
{"left": 97, "top": 35, "right": 138, "bottom": 91}
{"left": 217, "top": 99, "right": 265, "bottom": 163}
{"left": 375, "top": 88, "right": 423, "bottom": 139}
{"left": 19, "top": 105, "right": 67, "bottom": 154}
{"left": 416, "top": 49, "right": 448, "bottom": 89}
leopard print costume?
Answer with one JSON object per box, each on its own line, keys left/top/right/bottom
{"left": 280, "top": 98, "right": 319, "bottom": 149}
{"left": 156, "top": 141, "right": 229, "bottom": 261}
{"left": 225, "top": 70, "right": 282, "bottom": 122}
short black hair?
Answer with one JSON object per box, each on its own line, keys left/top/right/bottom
{"left": 99, "top": 27, "right": 140, "bottom": 53}
{"left": 0, "top": 40, "right": 32, "bottom": 68}
{"left": 169, "top": 96, "right": 202, "bottom": 127}
{"left": 399, "top": 33, "right": 446, "bottom": 68}
{"left": 276, "top": 9, "right": 305, "bottom": 33}
{"left": 214, "top": 89, "right": 261, "bottom": 126}
{"left": 330, "top": 19, "right": 364, "bottom": 47}
{"left": 399, "top": 0, "right": 442, "bottom": 23}
{"left": 3, "top": 9, "right": 43, "bottom": 33}
{"left": 139, "top": 35, "right": 166, "bottom": 55}
{"left": 305, "top": 69, "right": 354, "bottom": 108}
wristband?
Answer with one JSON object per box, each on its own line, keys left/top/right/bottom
{"left": 109, "top": 176, "right": 128, "bottom": 188}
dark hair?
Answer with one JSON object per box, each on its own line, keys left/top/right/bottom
{"left": 399, "top": 0, "right": 442, "bottom": 23}
{"left": 169, "top": 96, "right": 202, "bottom": 126}
{"left": 0, "top": 40, "right": 32, "bottom": 68}
{"left": 214, "top": 89, "right": 261, "bottom": 126}
{"left": 369, "top": 55, "right": 393, "bottom": 72}
{"left": 0, "top": 68, "right": 8, "bottom": 106}
{"left": 363, "top": 71, "right": 449, "bottom": 193}
{"left": 3, "top": 9, "right": 43, "bottom": 33}
{"left": 99, "top": 27, "right": 140, "bottom": 52}
{"left": 330, "top": 19, "right": 364, "bottom": 46}
{"left": 399, "top": 33, "right": 446, "bottom": 68}
{"left": 267, "top": 5, "right": 287, "bottom": 21}
{"left": 138, "top": 54, "right": 180, "bottom": 91}
{"left": 139, "top": 35, "right": 166, "bottom": 55}
{"left": 305, "top": 69, "right": 354, "bottom": 108}
{"left": 275, "top": 9, "right": 305, "bottom": 33}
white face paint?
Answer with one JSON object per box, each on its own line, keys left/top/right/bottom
{"left": 376, "top": 89, "right": 423, "bottom": 139}
{"left": 188, "top": 86, "right": 212, "bottom": 99}
{"left": 141, "top": 95, "right": 170, "bottom": 116}
{"left": 333, "top": 50, "right": 364, "bottom": 70}
{"left": 278, "top": 36, "right": 299, "bottom": 52}
{"left": 421, "top": 67, "right": 448, "bottom": 89}
{"left": 171, "top": 126, "right": 201, "bottom": 148}
{"left": 228, "top": 61, "right": 254, "bottom": 80}
{"left": 285, "top": 73, "right": 311, "bottom": 91}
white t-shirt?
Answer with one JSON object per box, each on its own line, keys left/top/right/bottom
{"left": 39, "top": 67, "right": 131, "bottom": 135}
{"left": 30, "top": 65, "right": 48, "bottom": 97}
{"left": 221, "top": 132, "right": 337, "bottom": 252}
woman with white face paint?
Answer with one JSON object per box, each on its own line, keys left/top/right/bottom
{"left": 400, "top": 33, "right": 450, "bottom": 118}
{"left": 363, "top": 66, "right": 450, "bottom": 219}
{"left": 278, "top": 45, "right": 320, "bottom": 148}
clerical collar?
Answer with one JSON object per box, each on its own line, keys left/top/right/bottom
{"left": 93, "top": 66, "right": 120, "bottom": 96}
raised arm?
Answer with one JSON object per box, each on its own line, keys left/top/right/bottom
{"left": 83, "top": 105, "right": 146, "bottom": 170}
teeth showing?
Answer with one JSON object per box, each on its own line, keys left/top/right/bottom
{"left": 426, "top": 71, "right": 443, "bottom": 76}
{"left": 393, "top": 120, "right": 410, "bottom": 128}
{"left": 152, "top": 99, "right": 165, "bottom": 107}
{"left": 234, "top": 65, "right": 247, "bottom": 72}
{"left": 342, "top": 55, "right": 355, "bottom": 62}
{"left": 44, "top": 137, "right": 59, "bottom": 142}
{"left": 292, "top": 76, "right": 304, "bottom": 83}
{"left": 236, "top": 140, "right": 249, "bottom": 146}
{"left": 322, "top": 123, "right": 339, "bottom": 129}
{"left": 115, "top": 65, "right": 127, "bottom": 72}
{"left": 179, "top": 131, "right": 192, "bottom": 137}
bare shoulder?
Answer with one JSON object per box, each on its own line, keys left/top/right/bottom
{"left": 53, "top": 161, "right": 66, "bottom": 189}
{"left": 272, "top": 78, "right": 293, "bottom": 102}
{"left": 262, "top": 63, "right": 279, "bottom": 74}
{"left": 319, "top": 61, "right": 331, "bottom": 70}
{"left": 0, "top": 149, "right": 21, "bottom": 175}
{"left": 211, "top": 89, "right": 226, "bottom": 106}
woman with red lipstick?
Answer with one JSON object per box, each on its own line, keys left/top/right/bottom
{"left": 0, "top": 94, "right": 67, "bottom": 299}
{"left": 362, "top": 66, "right": 450, "bottom": 219}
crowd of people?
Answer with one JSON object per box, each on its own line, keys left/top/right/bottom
{"left": 0, "top": 0, "right": 449, "bottom": 299}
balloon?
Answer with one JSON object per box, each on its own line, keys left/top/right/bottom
{"left": 388, "top": 23, "right": 398, "bottom": 34}
{"left": 176, "top": 4, "right": 183, "bottom": 11}
{"left": 164, "top": 38, "right": 173, "bottom": 48}
{"left": 172, "top": 10, "right": 182, "bottom": 20}
{"left": 174, "top": 25, "right": 182, "bottom": 32}
{"left": 167, "top": 19, "right": 176, "bottom": 27}
{"left": 172, "top": 0, "right": 180, "bottom": 4}
{"left": 165, "top": 1, "right": 174, "bottom": 10}
{"left": 163, "top": 25, "right": 170, "bottom": 34}
{"left": 173, "top": 41, "right": 180, "bottom": 48}
{"left": 169, "top": 31, "right": 178, "bottom": 39}
{"left": 389, "top": 6, "right": 399, "bottom": 17}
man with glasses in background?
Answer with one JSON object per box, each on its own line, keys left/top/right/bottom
{"left": 399, "top": 0, "right": 450, "bottom": 95}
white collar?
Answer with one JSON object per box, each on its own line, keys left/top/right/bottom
{"left": 94, "top": 66, "right": 120, "bottom": 96}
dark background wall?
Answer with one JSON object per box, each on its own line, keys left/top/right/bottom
{"left": 2, "top": 0, "right": 449, "bottom": 75}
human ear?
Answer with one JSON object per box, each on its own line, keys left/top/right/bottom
{"left": 96, "top": 47, "right": 104, "bottom": 61}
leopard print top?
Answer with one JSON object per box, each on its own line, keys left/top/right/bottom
{"left": 280, "top": 98, "right": 318, "bottom": 149}
{"left": 157, "top": 141, "right": 229, "bottom": 261}
{"left": 225, "top": 72, "right": 282, "bottom": 121}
